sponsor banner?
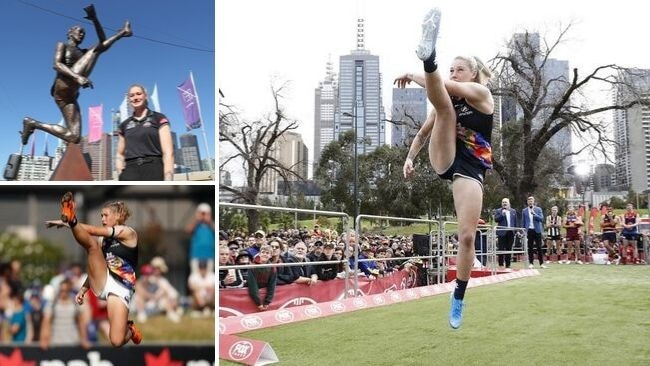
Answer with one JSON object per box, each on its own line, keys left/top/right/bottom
{"left": 0, "top": 345, "right": 215, "bottom": 365}
{"left": 219, "top": 269, "right": 539, "bottom": 336}
{"left": 219, "top": 271, "right": 411, "bottom": 318}
{"left": 177, "top": 75, "right": 201, "bottom": 130}
{"left": 87, "top": 104, "right": 103, "bottom": 143}
{"left": 219, "top": 334, "right": 278, "bottom": 366}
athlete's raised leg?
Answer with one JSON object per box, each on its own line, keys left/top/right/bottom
{"left": 416, "top": 8, "right": 456, "bottom": 173}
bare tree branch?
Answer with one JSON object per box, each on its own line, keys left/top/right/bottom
{"left": 218, "top": 79, "right": 307, "bottom": 231}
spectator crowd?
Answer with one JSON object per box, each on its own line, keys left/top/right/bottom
{"left": 219, "top": 225, "right": 431, "bottom": 311}
{"left": 220, "top": 200, "right": 649, "bottom": 311}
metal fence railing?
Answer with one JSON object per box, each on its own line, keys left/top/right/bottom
{"left": 354, "top": 214, "right": 442, "bottom": 293}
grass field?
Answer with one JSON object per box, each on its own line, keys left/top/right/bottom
{"left": 222, "top": 265, "right": 650, "bottom": 365}
{"left": 140, "top": 315, "right": 215, "bottom": 342}
{"left": 89, "top": 315, "right": 215, "bottom": 344}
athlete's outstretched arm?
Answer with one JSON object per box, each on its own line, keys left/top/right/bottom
{"left": 45, "top": 220, "right": 135, "bottom": 243}
{"left": 394, "top": 73, "right": 426, "bottom": 88}
{"left": 403, "top": 110, "right": 436, "bottom": 178}
{"left": 396, "top": 72, "right": 492, "bottom": 110}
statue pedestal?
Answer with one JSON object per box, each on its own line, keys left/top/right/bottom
{"left": 50, "top": 143, "right": 93, "bottom": 181}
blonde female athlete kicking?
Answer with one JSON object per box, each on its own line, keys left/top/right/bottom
{"left": 46, "top": 192, "right": 141, "bottom": 346}
{"left": 397, "top": 7, "right": 494, "bottom": 329}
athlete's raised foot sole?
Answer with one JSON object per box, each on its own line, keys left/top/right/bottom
{"left": 60, "top": 191, "right": 76, "bottom": 223}
{"left": 415, "top": 7, "right": 442, "bottom": 61}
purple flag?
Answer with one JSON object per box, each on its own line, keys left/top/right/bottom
{"left": 177, "top": 76, "right": 201, "bottom": 130}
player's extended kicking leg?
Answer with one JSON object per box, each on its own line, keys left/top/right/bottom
{"left": 61, "top": 192, "right": 142, "bottom": 346}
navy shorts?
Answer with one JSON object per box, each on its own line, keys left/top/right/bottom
{"left": 622, "top": 232, "right": 639, "bottom": 241}
{"left": 601, "top": 232, "right": 617, "bottom": 243}
{"left": 546, "top": 235, "right": 562, "bottom": 241}
{"left": 438, "top": 154, "right": 487, "bottom": 186}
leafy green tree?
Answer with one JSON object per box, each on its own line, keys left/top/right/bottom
{"left": 314, "top": 130, "right": 358, "bottom": 217}
{"left": 316, "top": 132, "right": 454, "bottom": 220}
{"left": 363, "top": 144, "right": 453, "bottom": 220}
{"left": 609, "top": 196, "right": 626, "bottom": 209}
{"left": 0, "top": 233, "right": 64, "bottom": 284}
{"left": 278, "top": 213, "right": 294, "bottom": 230}
{"left": 228, "top": 212, "right": 248, "bottom": 233}
{"left": 316, "top": 216, "right": 331, "bottom": 229}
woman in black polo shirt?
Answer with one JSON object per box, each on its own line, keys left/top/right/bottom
{"left": 116, "top": 84, "right": 174, "bottom": 180}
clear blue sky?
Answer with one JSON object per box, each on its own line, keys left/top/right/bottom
{"left": 0, "top": 0, "right": 214, "bottom": 169}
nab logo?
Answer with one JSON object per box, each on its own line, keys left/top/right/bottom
{"left": 330, "top": 302, "right": 346, "bottom": 313}
{"left": 240, "top": 315, "right": 263, "bottom": 330}
{"left": 303, "top": 305, "right": 322, "bottom": 317}
{"left": 275, "top": 310, "right": 294, "bottom": 323}
{"left": 406, "top": 290, "right": 417, "bottom": 299}
{"left": 229, "top": 341, "right": 254, "bottom": 361}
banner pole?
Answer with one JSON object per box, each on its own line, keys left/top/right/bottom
{"left": 190, "top": 71, "right": 214, "bottom": 176}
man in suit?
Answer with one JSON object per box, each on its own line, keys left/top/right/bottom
{"left": 494, "top": 198, "right": 518, "bottom": 269}
{"left": 521, "top": 196, "right": 548, "bottom": 269}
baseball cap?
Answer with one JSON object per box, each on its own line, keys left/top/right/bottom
{"left": 197, "top": 203, "right": 212, "bottom": 214}
{"left": 254, "top": 230, "right": 266, "bottom": 238}
{"left": 219, "top": 230, "right": 229, "bottom": 241}
{"left": 140, "top": 264, "right": 154, "bottom": 275}
{"left": 323, "top": 242, "right": 335, "bottom": 249}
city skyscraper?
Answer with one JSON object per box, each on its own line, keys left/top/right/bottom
{"left": 16, "top": 155, "right": 53, "bottom": 181}
{"left": 313, "top": 59, "right": 338, "bottom": 170}
{"left": 390, "top": 87, "right": 427, "bottom": 147}
{"left": 258, "top": 131, "right": 309, "bottom": 196}
{"left": 500, "top": 33, "right": 572, "bottom": 155}
{"left": 613, "top": 69, "right": 650, "bottom": 192}
{"left": 335, "top": 18, "right": 385, "bottom": 155}
{"left": 81, "top": 133, "right": 113, "bottom": 181}
{"left": 111, "top": 109, "right": 121, "bottom": 173}
{"left": 180, "top": 133, "right": 202, "bottom": 172}
{"left": 278, "top": 131, "right": 308, "bottom": 181}
{"left": 171, "top": 131, "right": 183, "bottom": 167}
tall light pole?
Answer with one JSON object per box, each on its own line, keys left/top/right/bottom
{"left": 342, "top": 112, "right": 359, "bottom": 227}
